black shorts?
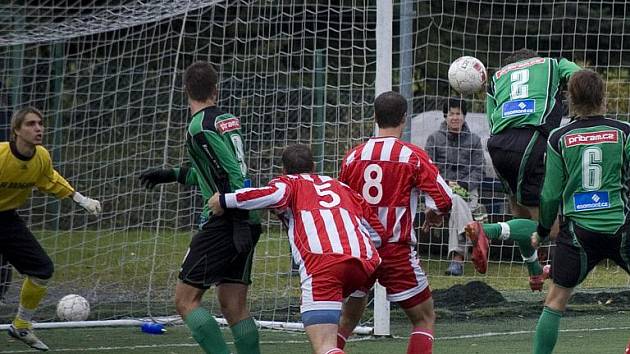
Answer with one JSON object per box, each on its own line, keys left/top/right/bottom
{"left": 178, "top": 216, "right": 261, "bottom": 289}
{"left": 487, "top": 127, "right": 547, "bottom": 206}
{"left": 551, "top": 221, "right": 630, "bottom": 288}
{"left": 0, "top": 210, "right": 54, "bottom": 279}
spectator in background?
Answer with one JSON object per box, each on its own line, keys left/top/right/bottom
{"left": 425, "top": 97, "right": 484, "bottom": 276}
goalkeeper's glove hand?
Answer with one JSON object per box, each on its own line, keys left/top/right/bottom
{"left": 139, "top": 168, "right": 176, "bottom": 189}
{"left": 72, "top": 192, "right": 102, "bottom": 216}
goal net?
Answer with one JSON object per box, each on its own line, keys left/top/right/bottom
{"left": 0, "top": 0, "right": 628, "bottom": 333}
{"left": 0, "top": 0, "right": 377, "bottom": 329}
{"left": 410, "top": 0, "right": 630, "bottom": 292}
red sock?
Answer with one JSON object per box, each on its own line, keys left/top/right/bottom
{"left": 625, "top": 338, "right": 630, "bottom": 354}
{"left": 407, "top": 327, "right": 434, "bottom": 354}
{"left": 337, "top": 328, "right": 352, "bottom": 349}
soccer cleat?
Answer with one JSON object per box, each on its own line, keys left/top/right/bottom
{"left": 7, "top": 324, "right": 49, "bottom": 351}
{"left": 464, "top": 221, "right": 489, "bottom": 274}
{"left": 529, "top": 264, "right": 551, "bottom": 292}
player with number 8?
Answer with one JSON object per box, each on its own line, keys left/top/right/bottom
{"left": 337, "top": 91, "right": 453, "bottom": 354}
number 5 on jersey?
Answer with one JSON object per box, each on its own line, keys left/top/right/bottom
{"left": 314, "top": 182, "right": 341, "bottom": 208}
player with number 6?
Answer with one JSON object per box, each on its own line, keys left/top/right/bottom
{"left": 531, "top": 70, "right": 630, "bottom": 353}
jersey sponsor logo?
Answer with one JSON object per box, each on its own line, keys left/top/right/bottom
{"left": 494, "top": 57, "right": 545, "bottom": 79}
{"left": 573, "top": 191, "right": 610, "bottom": 211}
{"left": 502, "top": 99, "right": 535, "bottom": 117}
{"left": 0, "top": 181, "right": 35, "bottom": 189}
{"left": 215, "top": 117, "right": 241, "bottom": 133}
{"left": 564, "top": 130, "right": 618, "bottom": 147}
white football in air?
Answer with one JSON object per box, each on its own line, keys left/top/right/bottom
{"left": 448, "top": 56, "right": 488, "bottom": 95}
{"left": 56, "top": 294, "right": 90, "bottom": 321}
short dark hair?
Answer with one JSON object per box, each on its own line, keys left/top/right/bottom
{"left": 11, "top": 106, "right": 43, "bottom": 141}
{"left": 503, "top": 48, "right": 539, "bottom": 66}
{"left": 183, "top": 61, "right": 218, "bottom": 101}
{"left": 442, "top": 97, "right": 467, "bottom": 117}
{"left": 568, "top": 70, "right": 606, "bottom": 117}
{"left": 374, "top": 91, "right": 407, "bottom": 129}
{"left": 282, "top": 144, "right": 314, "bottom": 174}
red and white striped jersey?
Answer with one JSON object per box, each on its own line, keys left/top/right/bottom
{"left": 340, "top": 136, "right": 452, "bottom": 244}
{"left": 223, "top": 173, "right": 384, "bottom": 266}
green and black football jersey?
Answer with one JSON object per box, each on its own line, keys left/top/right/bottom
{"left": 174, "top": 106, "right": 258, "bottom": 226}
{"left": 539, "top": 117, "right": 630, "bottom": 234}
{"left": 486, "top": 57, "right": 581, "bottom": 135}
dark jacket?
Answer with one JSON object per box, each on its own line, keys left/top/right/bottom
{"left": 425, "top": 121, "right": 484, "bottom": 192}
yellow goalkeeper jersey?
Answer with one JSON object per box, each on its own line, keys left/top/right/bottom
{"left": 0, "top": 141, "right": 74, "bottom": 211}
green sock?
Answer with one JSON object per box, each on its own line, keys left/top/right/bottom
{"left": 184, "top": 307, "right": 230, "bottom": 354}
{"left": 481, "top": 223, "right": 502, "bottom": 239}
{"left": 533, "top": 306, "right": 563, "bottom": 354}
{"left": 230, "top": 317, "right": 260, "bottom": 354}
{"left": 482, "top": 219, "right": 542, "bottom": 275}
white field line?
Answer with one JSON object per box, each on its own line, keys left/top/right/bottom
{"left": 1, "top": 326, "right": 629, "bottom": 353}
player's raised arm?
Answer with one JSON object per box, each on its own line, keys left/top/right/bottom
{"left": 217, "top": 178, "right": 291, "bottom": 212}
{"left": 36, "top": 142, "right": 101, "bottom": 216}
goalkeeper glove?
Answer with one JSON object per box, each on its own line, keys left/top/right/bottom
{"left": 72, "top": 192, "right": 102, "bottom": 216}
{"left": 139, "top": 168, "right": 176, "bottom": 189}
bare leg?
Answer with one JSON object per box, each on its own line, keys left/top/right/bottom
{"left": 305, "top": 323, "right": 340, "bottom": 354}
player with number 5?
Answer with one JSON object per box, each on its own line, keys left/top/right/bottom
{"left": 337, "top": 91, "right": 453, "bottom": 354}
{"left": 209, "top": 144, "right": 386, "bottom": 354}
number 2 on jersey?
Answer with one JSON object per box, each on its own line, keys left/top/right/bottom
{"left": 362, "top": 164, "right": 383, "bottom": 204}
{"left": 510, "top": 69, "right": 529, "bottom": 99}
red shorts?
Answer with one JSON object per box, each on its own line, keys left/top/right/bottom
{"left": 354, "top": 242, "right": 431, "bottom": 309}
{"left": 299, "top": 254, "right": 378, "bottom": 313}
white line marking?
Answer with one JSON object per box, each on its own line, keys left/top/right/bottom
{"left": 1, "top": 326, "right": 629, "bottom": 353}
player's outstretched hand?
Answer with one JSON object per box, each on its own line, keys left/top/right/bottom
{"left": 72, "top": 192, "right": 102, "bottom": 216}
{"left": 139, "top": 168, "right": 176, "bottom": 189}
{"left": 209, "top": 192, "right": 224, "bottom": 216}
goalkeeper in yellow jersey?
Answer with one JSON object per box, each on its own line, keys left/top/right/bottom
{"left": 0, "top": 107, "right": 101, "bottom": 351}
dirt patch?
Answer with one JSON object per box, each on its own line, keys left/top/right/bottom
{"left": 433, "top": 281, "right": 506, "bottom": 309}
